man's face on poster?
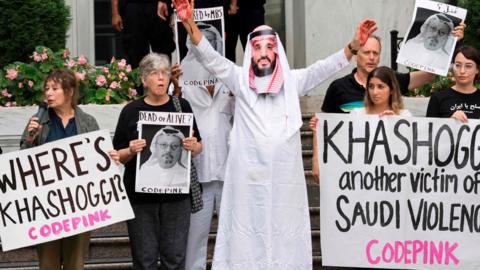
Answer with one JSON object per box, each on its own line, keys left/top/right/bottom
{"left": 155, "top": 135, "right": 182, "bottom": 169}
{"left": 203, "top": 30, "right": 219, "bottom": 53}
{"left": 423, "top": 18, "right": 451, "bottom": 51}
{"left": 252, "top": 38, "right": 276, "bottom": 76}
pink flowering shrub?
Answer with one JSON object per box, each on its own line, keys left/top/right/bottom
{"left": 83, "top": 57, "right": 140, "bottom": 104}
{"left": 0, "top": 46, "right": 140, "bottom": 106}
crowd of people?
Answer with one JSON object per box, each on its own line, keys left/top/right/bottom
{"left": 11, "top": 0, "right": 479, "bottom": 269}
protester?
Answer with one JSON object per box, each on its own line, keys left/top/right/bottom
{"left": 171, "top": 63, "right": 234, "bottom": 269}
{"left": 310, "top": 66, "right": 411, "bottom": 185}
{"left": 313, "top": 24, "right": 464, "bottom": 183}
{"left": 111, "top": 0, "right": 175, "bottom": 94}
{"left": 112, "top": 52, "right": 202, "bottom": 270}
{"left": 19, "top": 69, "right": 119, "bottom": 270}
{"left": 322, "top": 20, "right": 464, "bottom": 114}
{"left": 180, "top": 24, "right": 224, "bottom": 86}
{"left": 426, "top": 46, "right": 480, "bottom": 121}
{"left": 174, "top": 0, "right": 377, "bottom": 268}
{"left": 351, "top": 66, "right": 411, "bottom": 116}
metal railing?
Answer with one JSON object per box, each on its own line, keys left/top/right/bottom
{"left": 390, "top": 30, "right": 404, "bottom": 71}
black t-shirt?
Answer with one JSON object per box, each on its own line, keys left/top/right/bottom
{"left": 113, "top": 96, "right": 201, "bottom": 203}
{"left": 321, "top": 68, "right": 411, "bottom": 113}
{"left": 237, "top": 0, "right": 266, "bottom": 9}
{"left": 194, "top": 0, "right": 228, "bottom": 10}
{"left": 426, "top": 88, "right": 480, "bottom": 119}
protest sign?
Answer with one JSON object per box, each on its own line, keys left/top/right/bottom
{"left": 396, "top": 0, "right": 466, "bottom": 76}
{"left": 175, "top": 6, "right": 225, "bottom": 87}
{"left": 136, "top": 111, "right": 193, "bottom": 194}
{"left": 0, "top": 130, "right": 134, "bottom": 251}
{"left": 317, "top": 113, "right": 480, "bottom": 269}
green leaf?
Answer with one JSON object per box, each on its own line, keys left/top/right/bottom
{"left": 24, "top": 65, "right": 38, "bottom": 77}
{"left": 95, "top": 88, "right": 107, "bottom": 100}
{"left": 39, "top": 62, "right": 53, "bottom": 73}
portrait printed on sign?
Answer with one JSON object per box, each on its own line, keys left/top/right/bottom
{"left": 396, "top": 0, "right": 466, "bottom": 76}
{"left": 175, "top": 6, "right": 225, "bottom": 87}
{"left": 136, "top": 111, "right": 193, "bottom": 194}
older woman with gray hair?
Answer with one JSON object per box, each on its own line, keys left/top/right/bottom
{"left": 112, "top": 52, "right": 202, "bottom": 270}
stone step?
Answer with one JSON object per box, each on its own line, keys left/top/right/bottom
{"left": 0, "top": 255, "right": 330, "bottom": 270}
{"left": 0, "top": 207, "right": 320, "bottom": 263}
{"left": 0, "top": 230, "right": 322, "bottom": 269}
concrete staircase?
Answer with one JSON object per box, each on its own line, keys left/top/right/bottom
{"left": 0, "top": 112, "right": 326, "bottom": 270}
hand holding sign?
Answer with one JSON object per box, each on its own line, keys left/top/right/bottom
{"left": 452, "top": 21, "right": 466, "bottom": 40}
{"left": 173, "top": 0, "right": 193, "bottom": 21}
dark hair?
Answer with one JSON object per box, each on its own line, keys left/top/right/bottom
{"left": 43, "top": 69, "right": 79, "bottom": 107}
{"left": 453, "top": 46, "right": 480, "bottom": 81}
{"left": 365, "top": 66, "right": 404, "bottom": 114}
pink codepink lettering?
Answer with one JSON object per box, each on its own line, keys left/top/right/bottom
{"left": 27, "top": 209, "right": 112, "bottom": 240}
{"left": 366, "top": 239, "right": 459, "bottom": 266}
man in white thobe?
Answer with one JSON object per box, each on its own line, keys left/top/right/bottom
{"left": 174, "top": 1, "right": 377, "bottom": 268}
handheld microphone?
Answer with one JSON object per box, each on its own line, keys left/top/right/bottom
{"left": 30, "top": 101, "right": 48, "bottom": 136}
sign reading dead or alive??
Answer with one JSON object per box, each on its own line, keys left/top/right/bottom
{"left": 136, "top": 111, "right": 193, "bottom": 194}
{"left": 0, "top": 130, "right": 134, "bottom": 251}
{"left": 317, "top": 113, "right": 480, "bottom": 270}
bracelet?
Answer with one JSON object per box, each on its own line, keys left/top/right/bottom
{"left": 348, "top": 43, "right": 358, "bottom": 55}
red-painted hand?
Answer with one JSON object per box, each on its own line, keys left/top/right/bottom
{"left": 357, "top": 19, "right": 377, "bottom": 46}
{"left": 173, "top": 0, "right": 193, "bottom": 21}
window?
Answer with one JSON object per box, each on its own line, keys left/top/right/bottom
{"left": 94, "top": 0, "right": 124, "bottom": 66}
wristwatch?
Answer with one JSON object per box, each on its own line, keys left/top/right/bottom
{"left": 348, "top": 43, "right": 358, "bottom": 55}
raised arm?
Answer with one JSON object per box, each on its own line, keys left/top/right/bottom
{"left": 295, "top": 19, "right": 377, "bottom": 95}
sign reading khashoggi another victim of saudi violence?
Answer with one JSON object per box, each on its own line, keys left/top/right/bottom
{"left": 317, "top": 113, "right": 480, "bottom": 270}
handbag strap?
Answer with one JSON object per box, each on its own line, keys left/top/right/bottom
{"left": 171, "top": 96, "right": 203, "bottom": 213}
{"left": 172, "top": 96, "right": 182, "bottom": 113}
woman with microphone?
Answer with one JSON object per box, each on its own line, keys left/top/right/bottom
{"left": 20, "top": 69, "right": 118, "bottom": 270}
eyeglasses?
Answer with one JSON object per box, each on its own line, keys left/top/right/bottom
{"left": 156, "top": 142, "right": 180, "bottom": 151}
{"left": 452, "top": 63, "right": 477, "bottom": 71}
{"left": 150, "top": 69, "right": 170, "bottom": 78}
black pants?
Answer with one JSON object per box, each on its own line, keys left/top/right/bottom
{"left": 127, "top": 197, "right": 191, "bottom": 270}
{"left": 121, "top": 1, "right": 175, "bottom": 69}
{"left": 225, "top": 6, "right": 265, "bottom": 62}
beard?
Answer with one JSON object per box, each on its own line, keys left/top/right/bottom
{"left": 252, "top": 57, "right": 276, "bottom": 77}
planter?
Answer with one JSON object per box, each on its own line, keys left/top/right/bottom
{"left": 0, "top": 104, "right": 125, "bottom": 153}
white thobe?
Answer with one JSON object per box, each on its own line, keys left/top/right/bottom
{"left": 192, "top": 36, "right": 350, "bottom": 270}
{"left": 137, "top": 162, "right": 188, "bottom": 189}
{"left": 401, "top": 39, "right": 451, "bottom": 70}
{"left": 183, "top": 82, "right": 234, "bottom": 270}
{"left": 182, "top": 83, "right": 234, "bottom": 183}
